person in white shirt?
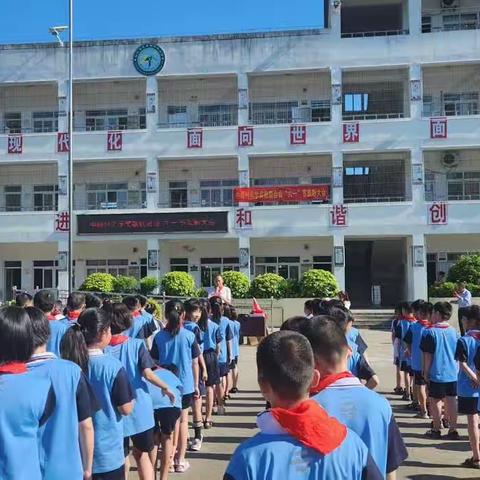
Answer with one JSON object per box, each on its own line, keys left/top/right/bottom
{"left": 207, "top": 275, "right": 232, "bottom": 305}
{"left": 454, "top": 282, "right": 472, "bottom": 335}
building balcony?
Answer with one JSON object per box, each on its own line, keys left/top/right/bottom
{"left": 422, "top": 4, "right": 480, "bottom": 33}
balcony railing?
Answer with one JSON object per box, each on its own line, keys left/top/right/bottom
{"left": 341, "top": 29, "right": 409, "bottom": 38}
{"left": 422, "top": 7, "right": 480, "bottom": 33}
{"left": 423, "top": 96, "right": 479, "bottom": 117}
{"left": 75, "top": 201, "right": 147, "bottom": 210}
{"left": 0, "top": 205, "right": 56, "bottom": 212}
{"left": 342, "top": 112, "right": 405, "bottom": 121}
{"left": 249, "top": 101, "right": 331, "bottom": 125}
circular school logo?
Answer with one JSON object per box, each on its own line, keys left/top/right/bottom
{"left": 133, "top": 44, "right": 165, "bottom": 76}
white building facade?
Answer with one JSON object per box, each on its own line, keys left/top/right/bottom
{"left": 0, "top": 0, "right": 480, "bottom": 306}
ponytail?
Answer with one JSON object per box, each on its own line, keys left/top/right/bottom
{"left": 198, "top": 299, "right": 209, "bottom": 332}
{"left": 209, "top": 296, "right": 223, "bottom": 324}
{"left": 164, "top": 300, "right": 185, "bottom": 336}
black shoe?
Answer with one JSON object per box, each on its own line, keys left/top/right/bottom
{"left": 425, "top": 429, "right": 441, "bottom": 439}
{"left": 230, "top": 387, "right": 239, "bottom": 394}
{"left": 446, "top": 429, "right": 461, "bottom": 440}
{"left": 442, "top": 418, "right": 450, "bottom": 429}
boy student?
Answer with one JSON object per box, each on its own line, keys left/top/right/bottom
{"left": 282, "top": 316, "right": 407, "bottom": 479}
{"left": 421, "top": 301, "right": 460, "bottom": 439}
{"left": 123, "top": 295, "right": 157, "bottom": 341}
{"left": 403, "top": 301, "right": 432, "bottom": 418}
{"left": 25, "top": 306, "right": 98, "bottom": 480}
{"left": 224, "top": 330, "right": 383, "bottom": 480}
{"left": 391, "top": 305, "right": 405, "bottom": 395}
{"left": 395, "top": 302, "right": 416, "bottom": 401}
{"left": 34, "top": 290, "right": 70, "bottom": 357}
{"left": 455, "top": 305, "right": 480, "bottom": 469}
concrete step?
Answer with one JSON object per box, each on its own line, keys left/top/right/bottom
{"left": 352, "top": 309, "right": 394, "bottom": 330}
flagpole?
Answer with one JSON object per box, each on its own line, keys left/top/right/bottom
{"left": 68, "top": 0, "right": 74, "bottom": 294}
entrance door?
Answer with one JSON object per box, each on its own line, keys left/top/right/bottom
{"left": 345, "top": 241, "right": 373, "bottom": 307}
{"left": 33, "top": 261, "right": 58, "bottom": 290}
{"left": 5, "top": 261, "right": 22, "bottom": 300}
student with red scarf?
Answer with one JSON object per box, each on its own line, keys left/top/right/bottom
{"left": 224, "top": 330, "right": 382, "bottom": 480}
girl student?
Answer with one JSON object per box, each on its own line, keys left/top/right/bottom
{"left": 224, "top": 304, "right": 241, "bottom": 395}
{"left": 103, "top": 303, "right": 175, "bottom": 480}
{"left": 151, "top": 300, "right": 201, "bottom": 474}
{"left": 0, "top": 306, "right": 56, "bottom": 480}
{"left": 61, "top": 308, "right": 134, "bottom": 480}
{"left": 198, "top": 298, "right": 222, "bottom": 429}
{"left": 209, "top": 296, "right": 233, "bottom": 413}
{"left": 183, "top": 299, "right": 208, "bottom": 452}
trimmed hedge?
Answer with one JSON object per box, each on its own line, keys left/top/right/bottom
{"left": 447, "top": 254, "right": 480, "bottom": 285}
{"left": 301, "top": 269, "right": 339, "bottom": 298}
{"left": 112, "top": 275, "right": 138, "bottom": 294}
{"left": 221, "top": 271, "right": 250, "bottom": 299}
{"left": 81, "top": 273, "right": 115, "bottom": 293}
{"left": 139, "top": 276, "right": 159, "bottom": 295}
{"left": 161, "top": 271, "right": 196, "bottom": 297}
{"left": 250, "top": 273, "right": 288, "bottom": 299}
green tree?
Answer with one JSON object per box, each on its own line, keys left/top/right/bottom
{"left": 161, "top": 271, "right": 196, "bottom": 297}
{"left": 80, "top": 273, "right": 115, "bottom": 293}
{"left": 447, "top": 254, "right": 480, "bottom": 285}
{"left": 221, "top": 270, "right": 250, "bottom": 299}
{"left": 250, "top": 273, "right": 288, "bottom": 299}
{"left": 301, "top": 269, "right": 339, "bottom": 298}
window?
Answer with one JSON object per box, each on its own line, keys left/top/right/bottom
{"left": 422, "top": 16, "right": 432, "bottom": 33}
{"left": 443, "top": 13, "right": 479, "bottom": 32}
{"left": 313, "top": 256, "right": 332, "bottom": 272}
{"left": 85, "top": 259, "right": 130, "bottom": 277}
{"left": 86, "top": 183, "right": 144, "bottom": 210}
{"left": 443, "top": 93, "right": 478, "bottom": 117}
{"left": 4, "top": 112, "right": 21, "bottom": 133}
{"left": 253, "top": 177, "right": 299, "bottom": 205}
{"left": 167, "top": 106, "right": 188, "bottom": 127}
{"left": 424, "top": 172, "right": 435, "bottom": 202}
{"left": 422, "top": 95, "right": 434, "bottom": 117}
{"left": 34, "top": 185, "right": 58, "bottom": 211}
{"left": 169, "top": 182, "right": 188, "bottom": 208}
{"left": 311, "top": 100, "right": 331, "bottom": 122}
{"left": 254, "top": 256, "right": 301, "bottom": 280}
{"left": 170, "top": 258, "right": 189, "bottom": 273}
{"left": 447, "top": 171, "right": 480, "bottom": 200}
{"left": 33, "top": 260, "right": 58, "bottom": 289}
{"left": 250, "top": 101, "right": 298, "bottom": 125}
{"left": 33, "top": 111, "right": 59, "bottom": 133}
{"left": 198, "top": 104, "right": 237, "bottom": 127}
{"left": 344, "top": 93, "right": 369, "bottom": 113}
{"left": 5, "top": 186, "right": 22, "bottom": 211}
{"left": 85, "top": 109, "right": 129, "bottom": 131}
{"left": 201, "top": 257, "right": 239, "bottom": 287}
{"left": 345, "top": 167, "right": 370, "bottom": 176}
{"left": 200, "top": 179, "right": 238, "bottom": 207}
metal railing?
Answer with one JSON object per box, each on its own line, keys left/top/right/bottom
{"left": 422, "top": 7, "right": 480, "bottom": 33}
{"left": 422, "top": 98, "right": 479, "bottom": 117}
{"left": 344, "top": 195, "right": 407, "bottom": 204}
{"left": 341, "top": 29, "right": 409, "bottom": 38}
{"left": 342, "top": 112, "right": 405, "bottom": 121}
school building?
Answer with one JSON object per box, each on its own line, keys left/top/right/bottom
{"left": 0, "top": 0, "right": 480, "bottom": 305}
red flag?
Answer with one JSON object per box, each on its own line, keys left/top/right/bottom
{"left": 252, "top": 298, "right": 265, "bottom": 315}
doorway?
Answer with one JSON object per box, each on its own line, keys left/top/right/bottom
{"left": 5, "top": 261, "right": 22, "bottom": 301}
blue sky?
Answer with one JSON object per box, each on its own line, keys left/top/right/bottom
{"left": 0, "top": 0, "right": 327, "bottom": 44}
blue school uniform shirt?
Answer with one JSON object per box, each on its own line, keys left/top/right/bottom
{"left": 105, "top": 338, "right": 155, "bottom": 437}
{"left": 203, "top": 319, "right": 222, "bottom": 352}
{"left": 87, "top": 350, "right": 134, "bottom": 474}
{"left": 0, "top": 370, "right": 56, "bottom": 480}
{"left": 455, "top": 333, "right": 480, "bottom": 398}
{"left": 46, "top": 318, "right": 71, "bottom": 356}
{"left": 148, "top": 368, "right": 183, "bottom": 410}
{"left": 348, "top": 351, "right": 375, "bottom": 381}
{"left": 225, "top": 412, "right": 382, "bottom": 480}
{"left": 313, "top": 376, "right": 407, "bottom": 477}
{"left": 395, "top": 318, "right": 415, "bottom": 366}
{"left": 217, "top": 316, "right": 233, "bottom": 364}
{"left": 184, "top": 320, "right": 204, "bottom": 353}
{"left": 420, "top": 324, "right": 459, "bottom": 383}
{"left": 403, "top": 321, "right": 429, "bottom": 372}
{"left": 27, "top": 353, "right": 98, "bottom": 480}
{"left": 151, "top": 327, "right": 200, "bottom": 396}
{"left": 125, "top": 311, "right": 157, "bottom": 340}
{"left": 231, "top": 320, "right": 241, "bottom": 358}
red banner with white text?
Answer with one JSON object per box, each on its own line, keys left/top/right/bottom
{"left": 234, "top": 185, "right": 330, "bottom": 203}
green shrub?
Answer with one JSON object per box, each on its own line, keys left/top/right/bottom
{"left": 301, "top": 269, "right": 339, "bottom": 298}
{"left": 146, "top": 298, "right": 162, "bottom": 321}
{"left": 112, "top": 275, "right": 138, "bottom": 294}
{"left": 221, "top": 271, "right": 250, "bottom": 299}
{"left": 467, "top": 283, "right": 480, "bottom": 297}
{"left": 285, "top": 278, "right": 302, "bottom": 298}
{"left": 139, "top": 276, "right": 159, "bottom": 295}
{"left": 250, "top": 273, "right": 288, "bottom": 299}
{"left": 447, "top": 254, "right": 480, "bottom": 285}
{"left": 428, "top": 282, "right": 456, "bottom": 297}
{"left": 81, "top": 273, "right": 115, "bottom": 293}
{"left": 161, "top": 271, "right": 196, "bottom": 297}
{"left": 195, "top": 288, "right": 208, "bottom": 298}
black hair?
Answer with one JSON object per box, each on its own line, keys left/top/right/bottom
{"left": 282, "top": 315, "right": 348, "bottom": 368}
{"left": 164, "top": 299, "right": 185, "bottom": 336}
{"left": 280, "top": 316, "right": 308, "bottom": 333}
{"left": 411, "top": 299, "right": 425, "bottom": 314}
{"left": 136, "top": 294, "right": 148, "bottom": 308}
{"left": 144, "top": 302, "right": 156, "bottom": 316}
{"left": 326, "top": 299, "right": 345, "bottom": 310}
{"left": 311, "top": 298, "right": 330, "bottom": 316}
{"left": 105, "top": 302, "right": 132, "bottom": 334}
{"left": 418, "top": 301, "right": 433, "bottom": 319}
{"left": 33, "top": 289, "right": 56, "bottom": 313}
{"left": 198, "top": 298, "right": 209, "bottom": 332}
{"left": 327, "top": 307, "right": 350, "bottom": 333}
{"left": 85, "top": 293, "right": 102, "bottom": 309}
{"left": 257, "top": 330, "right": 314, "bottom": 401}
{"left": 15, "top": 292, "right": 33, "bottom": 307}
{"left": 227, "top": 305, "right": 238, "bottom": 321}
{"left": 304, "top": 300, "right": 313, "bottom": 311}
{"left": 399, "top": 301, "right": 413, "bottom": 316}
{"left": 25, "top": 306, "right": 51, "bottom": 349}
{"left": 185, "top": 299, "right": 202, "bottom": 320}
{"left": 433, "top": 301, "right": 452, "bottom": 320}
{"left": 0, "top": 306, "right": 34, "bottom": 363}
{"left": 123, "top": 295, "right": 140, "bottom": 312}
{"left": 466, "top": 305, "right": 480, "bottom": 327}
{"left": 209, "top": 296, "right": 223, "bottom": 324}
{"left": 67, "top": 292, "right": 86, "bottom": 311}
{"left": 60, "top": 308, "right": 111, "bottom": 373}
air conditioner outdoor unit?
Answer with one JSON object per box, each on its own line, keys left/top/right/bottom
{"left": 292, "top": 106, "right": 311, "bottom": 123}
{"left": 441, "top": 0, "right": 459, "bottom": 9}
{"left": 442, "top": 151, "right": 460, "bottom": 168}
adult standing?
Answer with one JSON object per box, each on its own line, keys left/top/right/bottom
{"left": 207, "top": 275, "right": 232, "bottom": 305}
{"left": 454, "top": 282, "right": 472, "bottom": 336}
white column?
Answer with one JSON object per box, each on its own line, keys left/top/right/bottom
{"left": 146, "top": 76, "right": 158, "bottom": 132}
{"left": 238, "top": 236, "right": 251, "bottom": 280}
{"left": 406, "top": 234, "right": 428, "bottom": 301}
{"left": 330, "top": 66, "right": 342, "bottom": 126}
{"left": 189, "top": 250, "right": 202, "bottom": 288}
{"left": 57, "top": 80, "right": 69, "bottom": 212}
{"left": 331, "top": 150, "right": 343, "bottom": 204}
{"left": 408, "top": 0, "right": 422, "bottom": 37}
{"left": 237, "top": 73, "right": 249, "bottom": 126}
{"left": 329, "top": 1, "right": 342, "bottom": 37}
{"left": 409, "top": 64, "right": 423, "bottom": 120}
{"left": 23, "top": 260, "right": 34, "bottom": 293}
{"left": 57, "top": 79, "right": 69, "bottom": 133}
{"left": 146, "top": 238, "right": 160, "bottom": 291}
{"left": 146, "top": 156, "right": 159, "bottom": 209}
{"left": 57, "top": 239, "right": 69, "bottom": 293}
{"left": 238, "top": 152, "right": 250, "bottom": 193}
{"left": 333, "top": 234, "right": 345, "bottom": 291}
{"left": 74, "top": 259, "right": 86, "bottom": 290}
{"left": 158, "top": 242, "right": 169, "bottom": 279}
{"left": 411, "top": 144, "right": 425, "bottom": 205}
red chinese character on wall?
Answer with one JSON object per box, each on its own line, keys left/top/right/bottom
{"left": 55, "top": 211, "right": 70, "bottom": 232}
{"left": 57, "top": 132, "right": 70, "bottom": 153}
{"left": 235, "top": 208, "right": 253, "bottom": 229}
{"left": 429, "top": 202, "right": 448, "bottom": 225}
{"left": 238, "top": 126, "right": 254, "bottom": 147}
{"left": 290, "top": 124, "right": 306, "bottom": 145}
{"left": 7, "top": 135, "right": 23, "bottom": 154}
{"left": 187, "top": 128, "right": 203, "bottom": 148}
{"left": 343, "top": 122, "right": 360, "bottom": 143}
{"left": 107, "top": 131, "right": 123, "bottom": 151}
{"left": 330, "top": 204, "right": 348, "bottom": 226}
{"left": 430, "top": 117, "right": 447, "bottom": 139}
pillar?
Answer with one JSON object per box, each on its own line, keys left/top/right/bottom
{"left": 237, "top": 73, "right": 249, "bottom": 126}
{"left": 409, "top": 64, "right": 423, "bottom": 120}
{"left": 238, "top": 236, "right": 251, "bottom": 280}
{"left": 57, "top": 80, "right": 69, "bottom": 213}
{"left": 332, "top": 234, "right": 345, "bottom": 291}
{"left": 408, "top": 0, "right": 422, "bottom": 37}
{"left": 146, "top": 238, "right": 160, "bottom": 292}
{"left": 330, "top": 66, "right": 343, "bottom": 126}
{"left": 74, "top": 259, "right": 86, "bottom": 290}
{"left": 406, "top": 234, "right": 428, "bottom": 301}
{"left": 22, "top": 260, "right": 34, "bottom": 293}
{"left": 146, "top": 76, "right": 159, "bottom": 132}
{"left": 410, "top": 144, "right": 425, "bottom": 206}
{"left": 329, "top": 0, "right": 342, "bottom": 37}
{"left": 146, "top": 156, "right": 159, "bottom": 210}
{"left": 57, "top": 238, "right": 69, "bottom": 293}
{"left": 331, "top": 150, "right": 344, "bottom": 204}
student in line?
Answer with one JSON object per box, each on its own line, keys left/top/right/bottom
{"left": 0, "top": 306, "right": 56, "bottom": 480}
{"left": 151, "top": 300, "right": 200, "bottom": 474}
{"left": 391, "top": 305, "right": 405, "bottom": 395}
{"left": 421, "top": 301, "right": 460, "bottom": 439}
{"left": 228, "top": 305, "right": 241, "bottom": 394}
{"left": 34, "top": 290, "right": 70, "bottom": 357}
{"left": 15, "top": 291, "right": 33, "bottom": 307}
{"left": 64, "top": 292, "right": 86, "bottom": 323}
{"left": 104, "top": 303, "right": 175, "bottom": 480}
{"left": 61, "top": 308, "right": 134, "bottom": 480}
{"left": 223, "top": 304, "right": 237, "bottom": 399}
{"left": 26, "top": 306, "right": 97, "bottom": 480}
{"left": 455, "top": 305, "right": 480, "bottom": 468}
{"left": 395, "top": 302, "right": 416, "bottom": 402}
{"left": 304, "top": 300, "right": 314, "bottom": 319}
{"left": 123, "top": 295, "right": 157, "bottom": 342}
{"left": 224, "top": 330, "right": 383, "bottom": 480}
{"left": 282, "top": 316, "right": 408, "bottom": 479}
{"left": 85, "top": 293, "right": 103, "bottom": 309}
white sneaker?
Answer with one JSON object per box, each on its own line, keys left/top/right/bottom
{"left": 190, "top": 436, "right": 203, "bottom": 451}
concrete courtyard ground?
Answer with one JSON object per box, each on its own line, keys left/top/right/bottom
{"left": 132, "top": 329, "right": 479, "bottom": 480}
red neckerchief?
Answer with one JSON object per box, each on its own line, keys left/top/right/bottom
{"left": 467, "top": 330, "right": 480, "bottom": 341}
{"left": 132, "top": 311, "right": 141, "bottom": 318}
{"left": 429, "top": 321, "right": 450, "bottom": 329}
{"left": 67, "top": 310, "right": 82, "bottom": 321}
{"left": 418, "top": 319, "right": 430, "bottom": 327}
{"left": 403, "top": 315, "right": 416, "bottom": 323}
{"left": 0, "top": 362, "right": 28, "bottom": 374}
{"left": 46, "top": 313, "right": 56, "bottom": 321}
{"left": 271, "top": 399, "right": 347, "bottom": 455}
{"left": 109, "top": 335, "right": 129, "bottom": 346}
{"left": 310, "top": 372, "right": 354, "bottom": 395}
